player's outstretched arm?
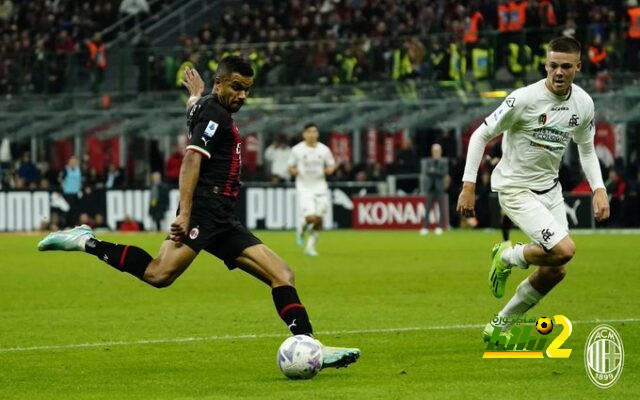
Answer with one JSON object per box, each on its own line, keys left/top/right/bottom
{"left": 457, "top": 123, "right": 498, "bottom": 217}
{"left": 577, "top": 140, "right": 609, "bottom": 221}
{"left": 171, "top": 150, "right": 202, "bottom": 242}
{"left": 183, "top": 67, "right": 205, "bottom": 110}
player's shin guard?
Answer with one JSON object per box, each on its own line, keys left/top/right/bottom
{"left": 272, "top": 285, "right": 313, "bottom": 336}
{"left": 84, "top": 238, "right": 152, "bottom": 280}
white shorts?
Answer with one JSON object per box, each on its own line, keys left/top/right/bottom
{"left": 498, "top": 184, "right": 568, "bottom": 250}
{"left": 298, "top": 190, "right": 330, "bottom": 218}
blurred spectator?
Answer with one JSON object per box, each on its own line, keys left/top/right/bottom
{"left": 421, "top": 143, "right": 448, "bottom": 235}
{"left": 93, "top": 213, "right": 110, "bottom": 230}
{"left": 61, "top": 156, "right": 82, "bottom": 196}
{"left": 119, "top": 0, "right": 150, "bottom": 28}
{"left": 61, "top": 155, "right": 82, "bottom": 228}
{"left": 149, "top": 171, "right": 169, "bottom": 231}
{"left": 119, "top": 214, "right": 141, "bottom": 232}
{"left": 86, "top": 32, "right": 106, "bottom": 93}
{"left": 16, "top": 151, "right": 39, "bottom": 187}
{"left": 605, "top": 169, "right": 626, "bottom": 226}
{"left": 0, "top": 0, "right": 13, "bottom": 23}
{"left": 626, "top": 0, "right": 640, "bottom": 71}
{"left": 165, "top": 144, "right": 183, "bottom": 186}
{"left": 105, "top": 163, "right": 123, "bottom": 189}
{"left": 264, "top": 134, "right": 291, "bottom": 184}
{"left": 395, "top": 136, "right": 418, "bottom": 173}
{"left": 78, "top": 212, "right": 94, "bottom": 228}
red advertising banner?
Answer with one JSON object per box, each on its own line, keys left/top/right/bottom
{"left": 352, "top": 195, "right": 449, "bottom": 229}
{"left": 329, "top": 132, "right": 352, "bottom": 164}
{"left": 365, "top": 128, "right": 378, "bottom": 164}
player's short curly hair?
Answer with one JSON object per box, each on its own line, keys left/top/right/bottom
{"left": 548, "top": 36, "right": 582, "bottom": 55}
{"left": 215, "top": 56, "right": 254, "bottom": 79}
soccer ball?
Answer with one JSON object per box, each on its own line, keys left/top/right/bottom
{"left": 536, "top": 317, "right": 553, "bottom": 335}
{"left": 277, "top": 335, "right": 323, "bottom": 379}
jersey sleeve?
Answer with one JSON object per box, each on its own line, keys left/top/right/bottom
{"left": 186, "top": 103, "right": 228, "bottom": 159}
{"left": 572, "top": 98, "right": 595, "bottom": 145}
{"left": 288, "top": 146, "right": 299, "bottom": 167}
{"left": 484, "top": 89, "right": 528, "bottom": 136}
{"left": 323, "top": 146, "right": 336, "bottom": 167}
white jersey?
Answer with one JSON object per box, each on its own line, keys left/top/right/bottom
{"left": 289, "top": 141, "right": 335, "bottom": 192}
{"left": 486, "top": 79, "right": 595, "bottom": 192}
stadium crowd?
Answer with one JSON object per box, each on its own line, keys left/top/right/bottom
{"left": 2, "top": 0, "right": 640, "bottom": 94}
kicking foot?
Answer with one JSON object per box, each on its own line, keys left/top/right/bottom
{"left": 304, "top": 248, "right": 319, "bottom": 257}
{"left": 296, "top": 232, "right": 304, "bottom": 247}
{"left": 318, "top": 343, "right": 360, "bottom": 369}
{"left": 489, "top": 241, "right": 512, "bottom": 298}
{"left": 482, "top": 322, "right": 513, "bottom": 346}
{"left": 38, "top": 225, "right": 94, "bottom": 252}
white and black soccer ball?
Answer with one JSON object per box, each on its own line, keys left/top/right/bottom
{"left": 277, "top": 335, "right": 323, "bottom": 379}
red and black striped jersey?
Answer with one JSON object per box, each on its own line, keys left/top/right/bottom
{"left": 186, "top": 94, "right": 242, "bottom": 201}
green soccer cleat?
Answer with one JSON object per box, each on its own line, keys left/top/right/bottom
{"left": 482, "top": 322, "right": 513, "bottom": 346}
{"left": 489, "top": 241, "right": 512, "bottom": 298}
{"left": 37, "top": 225, "right": 94, "bottom": 252}
{"left": 319, "top": 343, "right": 360, "bottom": 369}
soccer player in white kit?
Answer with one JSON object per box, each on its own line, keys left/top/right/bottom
{"left": 456, "top": 37, "right": 610, "bottom": 340}
{"left": 288, "top": 123, "right": 336, "bottom": 256}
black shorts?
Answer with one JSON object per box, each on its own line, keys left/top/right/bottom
{"left": 176, "top": 195, "right": 262, "bottom": 270}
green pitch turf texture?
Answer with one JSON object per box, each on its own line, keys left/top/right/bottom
{"left": 0, "top": 230, "right": 638, "bottom": 399}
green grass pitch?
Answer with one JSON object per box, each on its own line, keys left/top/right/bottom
{"left": 0, "top": 230, "right": 638, "bottom": 399}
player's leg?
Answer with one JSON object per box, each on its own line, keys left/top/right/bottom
{"left": 500, "top": 213, "right": 512, "bottom": 242}
{"left": 434, "top": 191, "right": 445, "bottom": 235}
{"left": 485, "top": 188, "right": 570, "bottom": 337}
{"left": 296, "top": 191, "right": 314, "bottom": 247}
{"left": 304, "top": 192, "right": 329, "bottom": 256}
{"left": 421, "top": 192, "right": 435, "bottom": 235}
{"left": 235, "top": 243, "right": 360, "bottom": 368}
{"left": 38, "top": 225, "right": 197, "bottom": 287}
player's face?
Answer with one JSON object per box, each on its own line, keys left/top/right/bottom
{"left": 545, "top": 51, "right": 581, "bottom": 95}
{"left": 303, "top": 126, "right": 319, "bottom": 144}
{"left": 215, "top": 72, "right": 253, "bottom": 113}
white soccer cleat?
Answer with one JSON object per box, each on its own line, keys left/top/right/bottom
{"left": 304, "top": 248, "right": 319, "bottom": 257}
{"left": 37, "top": 224, "right": 94, "bottom": 252}
{"left": 434, "top": 227, "right": 443, "bottom": 235}
{"left": 419, "top": 228, "right": 429, "bottom": 236}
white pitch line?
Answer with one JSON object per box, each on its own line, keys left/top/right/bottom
{"left": 0, "top": 318, "right": 638, "bottom": 354}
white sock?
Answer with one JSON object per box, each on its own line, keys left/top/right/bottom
{"left": 306, "top": 231, "right": 319, "bottom": 250}
{"left": 501, "top": 243, "right": 529, "bottom": 269}
{"left": 493, "top": 278, "right": 544, "bottom": 332}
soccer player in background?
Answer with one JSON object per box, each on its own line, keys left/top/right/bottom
{"left": 38, "top": 57, "right": 359, "bottom": 369}
{"left": 288, "top": 124, "right": 336, "bottom": 256}
{"left": 456, "top": 37, "right": 610, "bottom": 340}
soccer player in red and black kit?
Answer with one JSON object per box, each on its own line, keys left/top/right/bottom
{"left": 38, "top": 56, "right": 360, "bottom": 369}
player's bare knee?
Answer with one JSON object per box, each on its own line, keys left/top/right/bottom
{"left": 144, "top": 269, "right": 174, "bottom": 288}
{"left": 553, "top": 239, "right": 575, "bottom": 265}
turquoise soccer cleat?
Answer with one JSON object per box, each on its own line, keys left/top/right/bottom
{"left": 37, "top": 224, "right": 95, "bottom": 252}
{"left": 318, "top": 343, "right": 360, "bottom": 369}
{"left": 489, "top": 241, "right": 512, "bottom": 298}
{"left": 296, "top": 232, "right": 304, "bottom": 247}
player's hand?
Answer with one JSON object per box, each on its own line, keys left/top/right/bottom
{"left": 456, "top": 182, "right": 476, "bottom": 218}
{"left": 182, "top": 67, "right": 204, "bottom": 97}
{"left": 593, "top": 188, "right": 610, "bottom": 222}
{"left": 169, "top": 213, "right": 190, "bottom": 242}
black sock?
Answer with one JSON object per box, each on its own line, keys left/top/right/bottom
{"left": 272, "top": 285, "right": 313, "bottom": 336}
{"left": 84, "top": 238, "right": 152, "bottom": 280}
{"left": 501, "top": 216, "right": 512, "bottom": 242}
